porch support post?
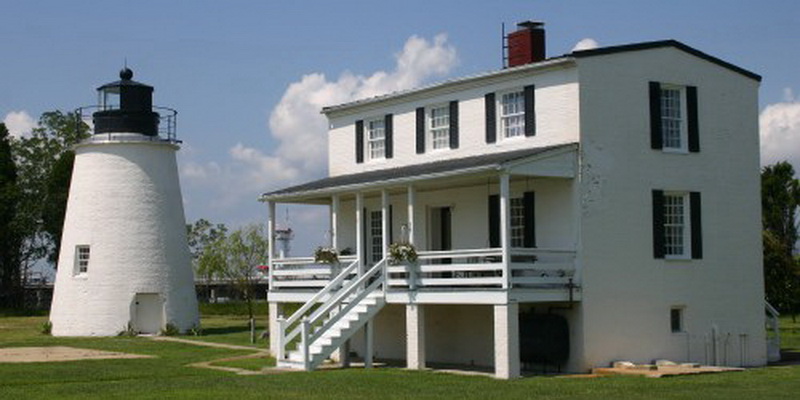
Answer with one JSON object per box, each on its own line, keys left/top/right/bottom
{"left": 267, "top": 201, "right": 276, "bottom": 291}
{"left": 407, "top": 185, "right": 416, "bottom": 245}
{"left": 406, "top": 304, "right": 426, "bottom": 369}
{"left": 268, "top": 302, "right": 283, "bottom": 357}
{"left": 365, "top": 320, "right": 374, "bottom": 368}
{"left": 331, "top": 194, "right": 340, "bottom": 249}
{"left": 499, "top": 172, "right": 511, "bottom": 289}
{"left": 494, "top": 302, "right": 520, "bottom": 379}
{"left": 381, "top": 190, "right": 390, "bottom": 259}
{"left": 407, "top": 185, "right": 417, "bottom": 290}
{"left": 356, "top": 192, "right": 364, "bottom": 276}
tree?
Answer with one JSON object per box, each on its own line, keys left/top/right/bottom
{"left": 0, "top": 123, "right": 22, "bottom": 309}
{"left": 219, "top": 224, "right": 270, "bottom": 324}
{"left": 11, "top": 111, "right": 89, "bottom": 275}
{"left": 761, "top": 161, "right": 800, "bottom": 315}
{"left": 186, "top": 219, "right": 228, "bottom": 302}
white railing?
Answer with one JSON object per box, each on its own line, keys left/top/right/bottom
{"left": 272, "top": 248, "right": 576, "bottom": 292}
{"left": 276, "top": 257, "right": 387, "bottom": 369}
{"left": 270, "top": 255, "right": 357, "bottom": 290}
{"left": 386, "top": 247, "right": 576, "bottom": 290}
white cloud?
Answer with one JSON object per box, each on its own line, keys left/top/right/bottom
{"left": 3, "top": 110, "right": 37, "bottom": 138}
{"left": 572, "top": 38, "right": 599, "bottom": 52}
{"left": 179, "top": 34, "right": 459, "bottom": 254}
{"left": 759, "top": 91, "right": 800, "bottom": 168}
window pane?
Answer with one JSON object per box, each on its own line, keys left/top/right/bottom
{"left": 430, "top": 106, "right": 450, "bottom": 149}
{"left": 501, "top": 91, "right": 525, "bottom": 138}
{"left": 510, "top": 197, "right": 525, "bottom": 247}
{"left": 663, "top": 194, "right": 685, "bottom": 256}
{"left": 367, "top": 119, "right": 385, "bottom": 160}
{"left": 370, "top": 211, "right": 382, "bottom": 263}
{"left": 661, "top": 88, "right": 682, "bottom": 149}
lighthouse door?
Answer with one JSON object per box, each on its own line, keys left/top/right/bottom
{"left": 134, "top": 293, "right": 163, "bottom": 334}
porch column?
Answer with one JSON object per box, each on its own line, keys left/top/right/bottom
{"left": 268, "top": 302, "right": 283, "bottom": 357}
{"left": 499, "top": 173, "right": 511, "bottom": 289}
{"left": 407, "top": 185, "right": 416, "bottom": 245}
{"left": 267, "top": 201, "right": 276, "bottom": 291}
{"left": 406, "top": 304, "right": 426, "bottom": 369}
{"left": 494, "top": 302, "right": 520, "bottom": 379}
{"left": 356, "top": 192, "right": 364, "bottom": 276}
{"left": 381, "top": 190, "right": 390, "bottom": 259}
{"left": 331, "top": 195, "right": 340, "bottom": 249}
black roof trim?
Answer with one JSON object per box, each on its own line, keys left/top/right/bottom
{"left": 262, "top": 143, "right": 577, "bottom": 199}
{"left": 571, "top": 40, "right": 761, "bottom": 82}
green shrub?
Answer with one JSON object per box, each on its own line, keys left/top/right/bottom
{"left": 161, "top": 322, "right": 179, "bottom": 336}
{"left": 40, "top": 321, "right": 52, "bottom": 335}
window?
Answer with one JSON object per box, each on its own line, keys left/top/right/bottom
{"left": 663, "top": 193, "right": 688, "bottom": 257}
{"left": 369, "top": 211, "right": 383, "bottom": 264}
{"left": 500, "top": 90, "right": 525, "bottom": 138}
{"left": 660, "top": 86, "right": 686, "bottom": 150}
{"left": 367, "top": 118, "right": 385, "bottom": 160}
{"left": 75, "top": 245, "right": 90, "bottom": 275}
{"left": 652, "top": 190, "right": 702, "bottom": 260}
{"left": 429, "top": 105, "right": 450, "bottom": 150}
{"left": 510, "top": 197, "right": 525, "bottom": 247}
{"left": 650, "top": 82, "right": 699, "bottom": 152}
{"left": 670, "top": 307, "right": 684, "bottom": 333}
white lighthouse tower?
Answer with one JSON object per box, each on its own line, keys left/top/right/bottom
{"left": 49, "top": 68, "right": 199, "bottom": 336}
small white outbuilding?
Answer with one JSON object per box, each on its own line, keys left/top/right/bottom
{"left": 49, "top": 69, "right": 199, "bottom": 336}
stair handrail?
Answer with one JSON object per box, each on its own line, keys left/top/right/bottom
{"left": 307, "top": 262, "right": 386, "bottom": 347}
{"left": 278, "top": 258, "right": 358, "bottom": 358}
{"left": 299, "top": 258, "right": 386, "bottom": 366}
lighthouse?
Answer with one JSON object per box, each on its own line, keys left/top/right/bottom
{"left": 49, "top": 68, "right": 199, "bottom": 336}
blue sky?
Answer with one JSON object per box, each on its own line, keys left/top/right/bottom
{"left": 3, "top": 1, "right": 799, "bottom": 256}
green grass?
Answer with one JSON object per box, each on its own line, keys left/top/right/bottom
{"left": 210, "top": 355, "right": 276, "bottom": 371}
{"left": 779, "top": 315, "right": 800, "bottom": 351}
{"left": 1, "top": 309, "right": 800, "bottom": 399}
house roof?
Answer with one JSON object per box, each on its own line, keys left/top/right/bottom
{"left": 321, "top": 40, "right": 760, "bottom": 115}
{"left": 260, "top": 143, "right": 578, "bottom": 201}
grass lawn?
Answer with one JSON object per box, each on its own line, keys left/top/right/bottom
{"left": 1, "top": 308, "right": 800, "bottom": 399}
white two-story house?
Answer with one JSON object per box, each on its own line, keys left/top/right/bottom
{"left": 261, "top": 22, "right": 767, "bottom": 378}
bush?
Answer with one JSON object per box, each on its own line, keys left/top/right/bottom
{"left": 161, "top": 322, "right": 179, "bottom": 336}
{"left": 41, "top": 321, "right": 52, "bottom": 335}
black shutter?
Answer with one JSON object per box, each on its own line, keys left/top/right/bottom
{"left": 524, "top": 85, "right": 536, "bottom": 137}
{"left": 690, "top": 192, "right": 703, "bottom": 259}
{"left": 416, "top": 107, "right": 425, "bottom": 154}
{"left": 649, "top": 82, "right": 663, "bottom": 150}
{"left": 355, "top": 120, "right": 364, "bottom": 163}
{"left": 687, "top": 86, "right": 700, "bottom": 152}
{"left": 652, "top": 190, "right": 665, "bottom": 259}
{"left": 488, "top": 194, "right": 500, "bottom": 248}
{"left": 385, "top": 114, "right": 394, "bottom": 159}
{"left": 449, "top": 100, "right": 459, "bottom": 149}
{"left": 485, "top": 93, "right": 496, "bottom": 143}
{"left": 523, "top": 192, "right": 536, "bottom": 248}
{"left": 388, "top": 205, "right": 393, "bottom": 244}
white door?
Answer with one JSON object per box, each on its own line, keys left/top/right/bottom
{"left": 134, "top": 293, "right": 163, "bottom": 334}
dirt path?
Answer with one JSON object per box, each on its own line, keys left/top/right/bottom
{"left": 148, "top": 336, "right": 295, "bottom": 375}
{"left": 0, "top": 346, "right": 154, "bottom": 363}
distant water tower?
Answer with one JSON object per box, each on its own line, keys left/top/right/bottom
{"left": 49, "top": 68, "right": 199, "bottom": 336}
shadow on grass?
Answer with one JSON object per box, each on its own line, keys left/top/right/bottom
{"left": 201, "top": 326, "right": 250, "bottom": 335}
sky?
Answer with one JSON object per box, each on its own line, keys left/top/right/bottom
{"left": 2, "top": 1, "right": 800, "bottom": 259}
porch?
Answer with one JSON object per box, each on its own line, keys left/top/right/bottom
{"left": 260, "top": 144, "right": 581, "bottom": 378}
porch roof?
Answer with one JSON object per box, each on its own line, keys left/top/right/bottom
{"left": 260, "top": 143, "right": 577, "bottom": 203}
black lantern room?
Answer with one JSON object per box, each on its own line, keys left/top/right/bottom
{"left": 92, "top": 68, "right": 159, "bottom": 136}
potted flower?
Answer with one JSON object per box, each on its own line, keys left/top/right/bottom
{"left": 389, "top": 242, "right": 418, "bottom": 265}
{"left": 314, "top": 246, "right": 339, "bottom": 264}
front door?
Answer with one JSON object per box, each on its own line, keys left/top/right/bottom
{"left": 367, "top": 210, "right": 383, "bottom": 266}
{"left": 133, "top": 293, "right": 163, "bottom": 334}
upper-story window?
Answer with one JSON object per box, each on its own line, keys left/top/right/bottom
{"left": 500, "top": 90, "right": 525, "bottom": 138}
{"left": 430, "top": 105, "right": 450, "bottom": 150}
{"left": 663, "top": 193, "right": 688, "bottom": 257}
{"left": 485, "top": 85, "right": 535, "bottom": 144}
{"left": 367, "top": 118, "right": 386, "bottom": 160}
{"left": 649, "top": 82, "right": 699, "bottom": 153}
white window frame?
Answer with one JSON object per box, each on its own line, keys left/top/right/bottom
{"left": 428, "top": 104, "right": 450, "bottom": 151}
{"left": 74, "top": 245, "right": 90, "bottom": 276}
{"left": 663, "top": 192, "right": 691, "bottom": 259}
{"left": 670, "top": 306, "right": 685, "bottom": 333}
{"left": 660, "top": 85, "right": 688, "bottom": 153}
{"left": 369, "top": 210, "right": 383, "bottom": 264}
{"left": 366, "top": 118, "right": 385, "bottom": 161}
{"left": 498, "top": 89, "right": 526, "bottom": 140}
{"left": 510, "top": 197, "right": 525, "bottom": 248}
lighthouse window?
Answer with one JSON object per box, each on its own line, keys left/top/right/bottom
{"left": 75, "top": 245, "right": 90, "bottom": 275}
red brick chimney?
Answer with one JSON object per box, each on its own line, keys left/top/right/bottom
{"left": 507, "top": 21, "right": 546, "bottom": 67}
